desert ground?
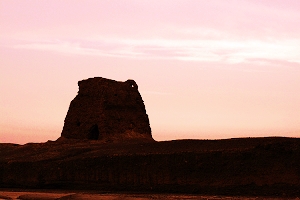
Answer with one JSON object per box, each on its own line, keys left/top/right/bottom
{"left": 0, "top": 190, "right": 298, "bottom": 200}
{"left": 1, "top": 137, "right": 300, "bottom": 197}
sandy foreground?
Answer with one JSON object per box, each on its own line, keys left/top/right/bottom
{"left": 0, "top": 190, "right": 299, "bottom": 200}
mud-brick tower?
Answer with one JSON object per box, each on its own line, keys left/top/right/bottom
{"left": 61, "top": 77, "right": 153, "bottom": 142}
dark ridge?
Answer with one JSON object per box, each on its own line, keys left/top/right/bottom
{"left": 1, "top": 137, "right": 300, "bottom": 196}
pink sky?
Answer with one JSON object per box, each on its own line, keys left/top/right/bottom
{"left": 1, "top": 0, "right": 300, "bottom": 144}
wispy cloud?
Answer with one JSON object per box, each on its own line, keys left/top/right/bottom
{"left": 12, "top": 40, "right": 144, "bottom": 58}
{"left": 11, "top": 36, "right": 300, "bottom": 65}
{"left": 2, "top": 0, "right": 300, "bottom": 65}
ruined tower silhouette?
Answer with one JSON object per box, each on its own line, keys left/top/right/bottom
{"left": 61, "top": 77, "right": 153, "bottom": 142}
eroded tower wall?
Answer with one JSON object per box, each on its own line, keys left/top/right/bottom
{"left": 61, "top": 77, "right": 153, "bottom": 142}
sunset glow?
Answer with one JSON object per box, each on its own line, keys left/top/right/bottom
{"left": 1, "top": 0, "right": 300, "bottom": 144}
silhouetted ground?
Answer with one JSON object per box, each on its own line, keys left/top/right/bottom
{"left": 1, "top": 137, "right": 300, "bottom": 197}
{"left": 0, "top": 189, "right": 298, "bottom": 200}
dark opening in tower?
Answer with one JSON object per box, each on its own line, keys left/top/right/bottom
{"left": 88, "top": 124, "right": 99, "bottom": 140}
